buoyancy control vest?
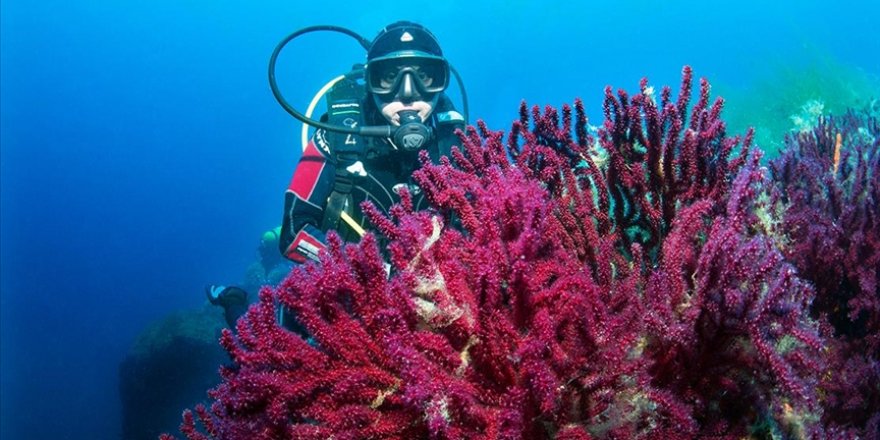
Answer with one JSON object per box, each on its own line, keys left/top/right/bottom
{"left": 316, "top": 77, "right": 464, "bottom": 241}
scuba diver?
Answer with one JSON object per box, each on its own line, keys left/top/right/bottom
{"left": 209, "top": 20, "right": 468, "bottom": 328}
{"left": 281, "top": 20, "right": 466, "bottom": 262}
{"left": 207, "top": 226, "right": 290, "bottom": 327}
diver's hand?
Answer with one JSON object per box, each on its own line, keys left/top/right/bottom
{"left": 206, "top": 285, "right": 248, "bottom": 307}
{"left": 286, "top": 225, "right": 327, "bottom": 264}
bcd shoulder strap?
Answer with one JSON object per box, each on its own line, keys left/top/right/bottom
{"left": 321, "top": 75, "right": 367, "bottom": 233}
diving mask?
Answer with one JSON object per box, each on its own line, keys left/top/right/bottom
{"left": 366, "top": 51, "right": 449, "bottom": 97}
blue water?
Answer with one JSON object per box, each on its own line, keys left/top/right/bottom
{"left": 1, "top": 1, "right": 877, "bottom": 438}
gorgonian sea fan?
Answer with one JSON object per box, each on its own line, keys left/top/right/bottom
{"left": 165, "top": 67, "right": 826, "bottom": 439}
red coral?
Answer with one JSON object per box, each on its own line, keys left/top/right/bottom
{"left": 166, "top": 68, "right": 827, "bottom": 439}
{"left": 594, "top": 66, "right": 753, "bottom": 253}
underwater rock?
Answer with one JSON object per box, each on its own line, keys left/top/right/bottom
{"left": 119, "top": 305, "right": 228, "bottom": 440}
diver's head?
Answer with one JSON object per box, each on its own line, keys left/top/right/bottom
{"left": 258, "top": 226, "right": 282, "bottom": 266}
{"left": 365, "top": 21, "right": 450, "bottom": 126}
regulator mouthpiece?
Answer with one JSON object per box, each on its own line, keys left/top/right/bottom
{"left": 393, "top": 110, "right": 433, "bottom": 151}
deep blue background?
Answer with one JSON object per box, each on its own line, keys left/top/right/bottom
{"left": 2, "top": 1, "right": 877, "bottom": 438}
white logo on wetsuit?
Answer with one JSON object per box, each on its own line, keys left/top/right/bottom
{"left": 314, "top": 129, "right": 331, "bottom": 155}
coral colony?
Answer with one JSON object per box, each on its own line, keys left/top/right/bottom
{"left": 164, "top": 67, "right": 879, "bottom": 439}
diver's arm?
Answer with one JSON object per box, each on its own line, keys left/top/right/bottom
{"left": 280, "top": 138, "right": 335, "bottom": 263}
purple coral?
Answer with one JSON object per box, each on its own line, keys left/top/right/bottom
{"left": 769, "top": 108, "right": 880, "bottom": 435}
{"left": 645, "top": 152, "right": 824, "bottom": 436}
